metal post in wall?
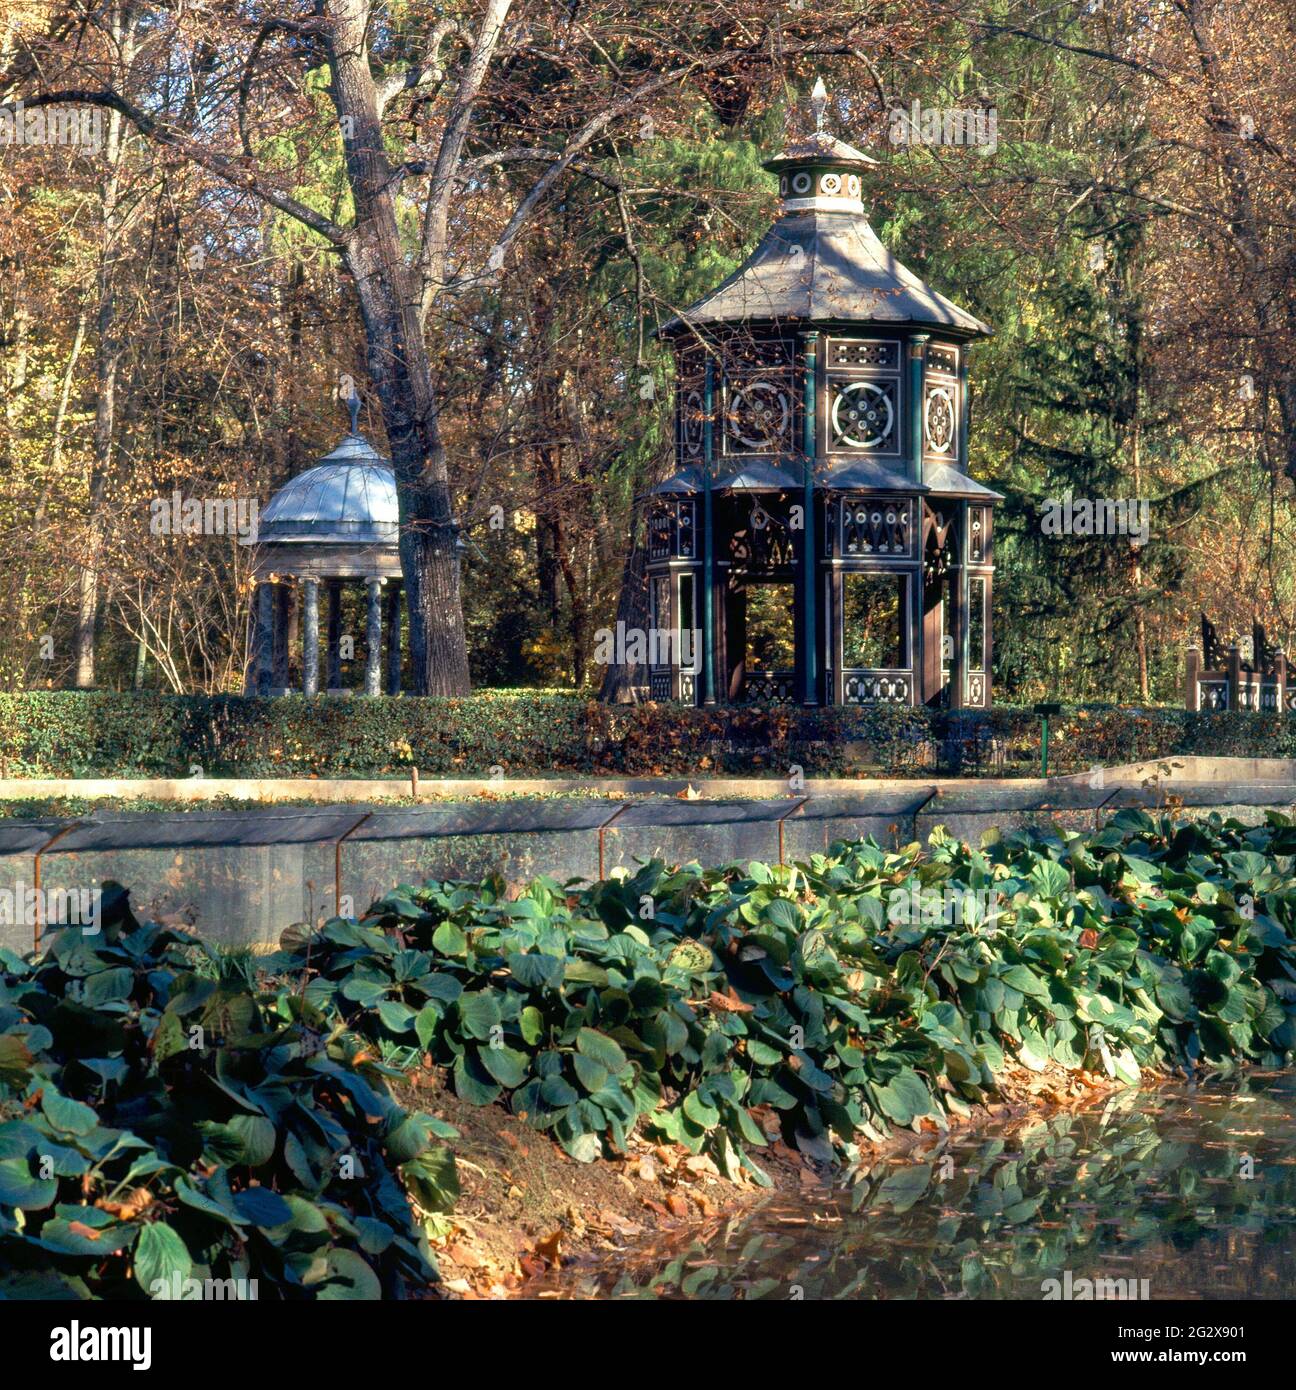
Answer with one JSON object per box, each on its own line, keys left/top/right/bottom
{"left": 776, "top": 797, "right": 808, "bottom": 866}
{"left": 32, "top": 823, "right": 84, "bottom": 954}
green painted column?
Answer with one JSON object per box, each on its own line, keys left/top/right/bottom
{"left": 802, "top": 331, "right": 819, "bottom": 706}
{"left": 702, "top": 358, "right": 716, "bottom": 706}
{"left": 951, "top": 508, "right": 967, "bottom": 711}
{"left": 908, "top": 333, "right": 929, "bottom": 484}
{"left": 958, "top": 351, "right": 971, "bottom": 470}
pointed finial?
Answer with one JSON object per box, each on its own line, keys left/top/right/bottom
{"left": 810, "top": 77, "right": 828, "bottom": 133}
{"left": 338, "top": 372, "right": 361, "bottom": 434}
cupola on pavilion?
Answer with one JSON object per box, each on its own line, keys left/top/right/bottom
{"left": 248, "top": 392, "right": 404, "bottom": 696}
{"left": 645, "top": 91, "right": 1000, "bottom": 709}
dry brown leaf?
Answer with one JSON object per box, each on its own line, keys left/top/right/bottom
{"left": 705, "top": 989, "right": 754, "bottom": 1015}
{"left": 534, "top": 1228, "right": 563, "bottom": 1267}
{"left": 96, "top": 1187, "right": 154, "bottom": 1220}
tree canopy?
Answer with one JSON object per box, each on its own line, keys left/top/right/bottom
{"left": 0, "top": 0, "right": 1291, "bottom": 703}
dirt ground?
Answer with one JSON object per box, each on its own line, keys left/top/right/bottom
{"left": 394, "top": 1055, "right": 1129, "bottom": 1300}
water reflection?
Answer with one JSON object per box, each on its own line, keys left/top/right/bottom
{"left": 545, "top": 1074, "right": 1296, "bottom": 1300}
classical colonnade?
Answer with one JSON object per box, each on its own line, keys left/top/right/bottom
{"left": 249, "top": 575, "right": 402, "bottom": 696}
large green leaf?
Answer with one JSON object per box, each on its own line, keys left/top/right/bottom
{"left": 0, "top": 1156, "right": 58, "bottom": 1210}
{"left": 576, "top": 1028, "right": 627, "bottom": 1076}
{"left": 135, "top": 1222, "right": 193, "bottom": 1296}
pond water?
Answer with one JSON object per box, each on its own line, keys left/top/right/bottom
{"left": 546, "top": 1073, "right": 1296, "bottom": 1300}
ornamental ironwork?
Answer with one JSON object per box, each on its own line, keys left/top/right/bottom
{"left": 841, "top": 499, "right": 911, "bottom": 556}
{"left": 831, "top": 379, "right": 896, "bottom": 450}
{"left": 725, "top": 378, "right": 792, "bottom": 452}
{"left": 927, "top": 344, "right": 958, "bottom": 376}
{"left": 922, "top": 500, "right": 957, "bottom": 585}
{"left": 843, "top": 671, "right": 912, "bottom": 704}
{"left": 925, "top": 386, "right": 955, "bottom": 454}
{"left": 728, "top": 498, "right": 796, "bottom": 569}
{"left": 679, "top": 387, "right": 705, "bottom": 458}
{"left": 830, "top": 339, "right": 898, "bottom": 370}
{"left": 648, "top": 507, "right": 673, "bottom": 561}
{"left": 741, "top": 670, "right": 797, "bottom": 704}
{"left": 1199, "top": 680, "right": 1229, "bottom": 711}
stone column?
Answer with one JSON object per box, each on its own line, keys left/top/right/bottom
{"left": 302, "top": 578, "right": 320, "bottom": 696}
{"left": 365, "top": 578, "right": 383, "bottom": 696}
{"left": 326, "top": 579, "right": 343, "bottom": 690}
{"left": 384, "top": 582, "right": 402, "bottom": 695}
{"left": 272, "top": 583, "right": 291, "bottom": 690}
{"left": 254, "top": 581, "right": 274, "bottom": 695}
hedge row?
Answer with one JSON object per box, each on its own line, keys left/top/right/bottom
{"left": 0, "top": 691, "right": 1290, "bottom": 779}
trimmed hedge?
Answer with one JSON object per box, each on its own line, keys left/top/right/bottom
{"left": 0, "top": 691, "right": 1291, "bottom": 779}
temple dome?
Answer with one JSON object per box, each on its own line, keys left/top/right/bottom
{"left": 258, "top": 433, "right": 398, "bottom": 545}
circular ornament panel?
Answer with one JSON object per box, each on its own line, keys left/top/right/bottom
{"left": 682, "top": 388, "right": 705, "bottom": 457}
{"left": 925, "top": 386, "right": 955, "bottom": 454}
{"left": 727, "top": 380, "right": 791, "bottom": 450}
{"left": 832, "top": 380, "right": 894, "bottom": 449}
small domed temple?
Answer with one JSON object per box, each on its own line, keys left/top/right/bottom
{"left": 646, "top": 113, "right": 1000, "bottom": 709}
{"left": 248, "top": 405, "right": 404, "bottom": 696}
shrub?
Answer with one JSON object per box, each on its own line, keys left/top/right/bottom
{"left": 0, "top": 889, "right": 454, "bottom": 1300}
{"left": 1, "top": 691, "right": 1292, "bottom": 780}
{"left": 269, "top": 808, "right": 1296, "bottom": 1180}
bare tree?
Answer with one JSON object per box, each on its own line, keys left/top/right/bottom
{"left": 6, "top": 0, "right": 862, "bottom": 693}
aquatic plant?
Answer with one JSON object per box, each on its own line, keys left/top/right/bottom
{"left": 0, "top": 888, "right": 454, "bottom": 1300}
{"left": 272, "top": 807, "right": 1296, "bottom": 1178}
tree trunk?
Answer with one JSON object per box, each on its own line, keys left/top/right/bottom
{"left": 599, "top": 494, "right": 650, "bottom": 702}
{"left": 326, "top": 0, "right": 470, "bottom": 695}
{"left": 75, "top": 2, "right": 131, "bottom": 688}
{"left": 1131, "top": 415, "right": 1150, "bottom": 702}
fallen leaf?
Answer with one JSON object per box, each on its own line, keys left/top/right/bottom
{"left": 96, "top": 1187, "right": 153, "bottom": 1220}
{"left": 535, "top": 1228, "right": 562, "bottom": 1267}
{"left": 705, "top": 989, "right": 754, "bottom": 1015}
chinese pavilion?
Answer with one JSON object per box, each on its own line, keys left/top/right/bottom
{"left": 647, "top": 102, "right": 1000, "bottom": 709}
